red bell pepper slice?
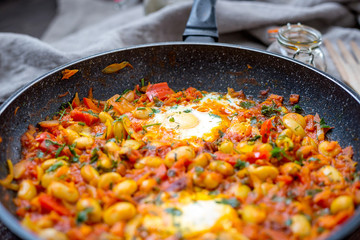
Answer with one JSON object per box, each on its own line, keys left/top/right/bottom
{"left": 38, "top": 194, "right": 71, "bottom": 216}
{"left": 146, "top": 82, "right": 174, "bottom": 101}
{"left": 260, "top": 117, "right": 274, "bottom": 143}
{"left": 70, "top": 109, "right": 99, "bottom": 126}
{"left": 72, "top": 92, "right": 81, "bottom": 108}
{"left": 83, "top": 97, "right": 101, "bottom": 113}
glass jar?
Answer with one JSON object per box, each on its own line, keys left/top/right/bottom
{"left": 275, "top": 23, "right": 326, "bottom": 71}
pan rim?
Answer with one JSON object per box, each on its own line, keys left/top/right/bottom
{"left": 1, "top": 42, "right": 360, "bottom": 240}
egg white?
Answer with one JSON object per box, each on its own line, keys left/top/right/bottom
{"left": 142, "top": 93, "right": 248, "bottom": 144}
{"left": 144, "top": 104, "right": 222, "bottom": 141}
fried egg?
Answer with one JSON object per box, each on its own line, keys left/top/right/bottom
{"left": 139, "top": 194, "right": 239, "bottom": 238}
{"left": 141, "top": 93, "right": 249, "bottom": 145}
{"left": 145, "top": 105, "right": 224, "bottom": 141}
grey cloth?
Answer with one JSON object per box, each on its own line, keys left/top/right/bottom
{"left": 0, "top": 0, "right": 359, "bottom": 102}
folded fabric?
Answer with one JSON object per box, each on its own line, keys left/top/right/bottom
{"left": 0, "top": 0, "right": 359, "bottom": 102}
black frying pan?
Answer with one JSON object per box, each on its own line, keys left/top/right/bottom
{"left": 1, "top": 0, "right": 360, "bottom": 239}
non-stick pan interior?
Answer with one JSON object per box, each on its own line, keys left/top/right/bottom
{"left": 0, "top": 43, "right": 360, "bottom": 239}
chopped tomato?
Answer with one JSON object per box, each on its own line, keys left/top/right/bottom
{"left": 214, "top": 151, "right": 238, "bottom": 165}
{"left": 276, "top": 175, "right": 293, "bottom": 184}
{"left": 83, "top": 97, "right": 101, "bottom": 113}
{"left": 289, "top": 94, "right": 300, "bottom": 104}
{"left": 38, "top": 194, "right": 71, "bottom": 216}
{"left": 154, "top": 164, "right": 167, "bottom": 181}
{"left": 70, "top": 108, "right": 99, "bottom": 126}
{"left": 146, "top": 82, "right": 174, "bottom": 101}
{"left": 243, "top": 151, "right": 270, "bottom": 163}
{"left": 35, "top": 132, "right": 59, "bottom": 152}
{"left": 260, "top": 117, "right": 274, "bottom": 143}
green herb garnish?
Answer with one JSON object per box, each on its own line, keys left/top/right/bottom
{"left": 46, "top": 161, "right": 64, "bottom": 173}
{"left": 165, "top": 207, "right": 182, "bottom": 216}
{"left": 143, "top": 123, "right": 161, "bottom": 129}
{"left": 320, "top": 118, "right": 331, "bottom": 128}
{"left": 305, "top": 188, "right": 322, "bottom": 197}
{"left": 240, "top": 101, "right": 255, "bottom": 109}
{"left": 195, "top": 166, "right": 204, "bottom": 175}
{"left": 234, "top": 160, "right": 248, "bottom": 170}
{"left": 308, "top": 157, "right": 320, "bottom": 162}
{"left": 270, "top": 147, "right": 285, "bottom": 159}
{"left": 285, "top": 219, "right": 292, "bottom": 226}
{"left": 55, "top": 144, "right": 66, "bottom": 158}
{"left": 151, "top": 108, "right": 160, "bottom": 114}
{"left": 209, "top": 113, "right": 221, "bottom": 118}
{"left": 76, "top": 207, "right": 93, "bottom": 225}
{"left": 248, "top": 135, "right": 261, "bottom": 144}
{"left": 261, "top": 102, "right": 281, "bottom": 117}
{"left": 82, "top": 110, "right": 99, "bottom": 118}
{"left": 292, "top": 105, "right": 303, "bottom": 113}
{"left": 250, "top": 116, "right": 257, "bottom": 126}
{"left": 216, "top": 198, "right": 240, "bottom": 208}
{"left": 141, "top": 78, "right": 145, "bottom": 87}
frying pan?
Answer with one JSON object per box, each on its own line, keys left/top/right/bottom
{"left": 1, "top": 0, "right": 360, "bottom": 239}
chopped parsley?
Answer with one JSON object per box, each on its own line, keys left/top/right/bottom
{"left": 239, "top": 101, "right": 255, "bottom": 109}
{"left": 261, "top": 102, "right": 281, "bottom": 117}
{"left": 285, "top": 219, "right": 292, "bottom": 226}
{"left": 35, "top": 151, "right": 45, "bottom": 160}
{"left": 154, "top": 98, "right": 164, "bottom": 107}
{"left": 90, "top": 148, "right": 99, "bottom": 163}
{"left": 305, "top": 188, "right": 322, "bottom": 197}
{"left": 68, "top": 143, "right": 80, "bottom": 162}
{"left": 141, "top": 78, "right": 145, "bottom": 87}
{"left": 308, "top": 157, "right": 320, "bottom": 162}
{"left": 320, "top": 118, "right": 331, "bottom": 129}
{"left": 195, "top": 166, "right": 204, "bottom": 175}
{"left": 292, "top": 105, "right": 303, "bottom": 113}
{"left": 169, "top": 117, "right": 175, "bottom": 122}
{"left": 209, "top": 113, "right": 221, "bottom": 118}
{"left": 151, "top": 108, "right": 160, "bottom": 114}
{"left": 143, "top": 123, "right": 161, "bottom": 129}
{"left": 216, "top": 198, "right": 240, "bottom": 208}
{"left": 234, "top": 160, "right": 249, "bottom": 170}
{"left": 270, "top": 147, "right": 286, "bottom": 159}
{"left": 55, "top": 143, "right": 66, "bottom": 158}
{"left": 165, "top": 207, "right": 182, "bottom": 216}
{"left": 45, "top": 139, "right": 62, "bottom": 147}
{"left": 183, "top": 109, "right": 192, "bottom": 113}
{"left": 248, "top": 135, "right": 261, "bottom": 144}
{"left": 46, "top": 161, "right": 64, "bottom": 173}
{"left": 250, "top": 116, "right": 257, "bottom": 126}
{"left": 76, "top": 207, "right": 93, "bottom": 225}
{"left": 82, "top": 110, "right": 99, "bottom": 118}
{"left": 78, "top": 122, "right": 86, "bottom": 126}
{"left": 104, "top": 103, "right": 113, "bottom": 112}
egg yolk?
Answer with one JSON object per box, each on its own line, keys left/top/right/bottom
{"left": 163, "top": 113, "right": 200, "bottom": 130}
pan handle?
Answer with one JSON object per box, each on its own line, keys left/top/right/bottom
{"left": 183, "top": 0, "right": 218, "bottom": 43}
